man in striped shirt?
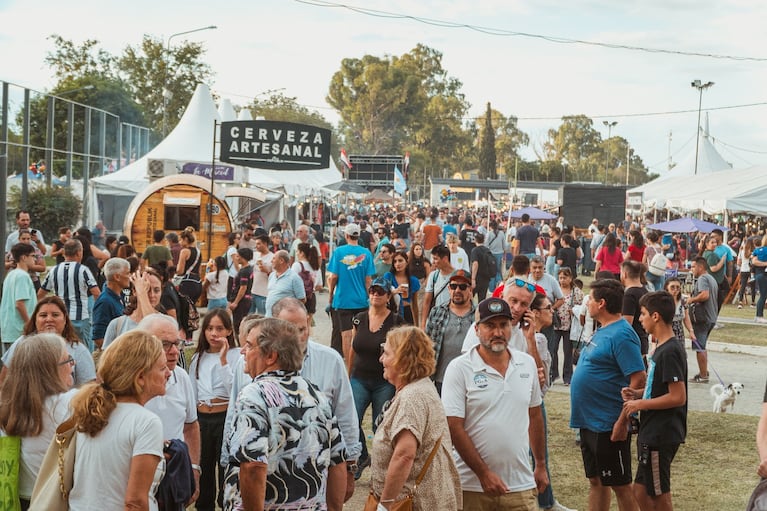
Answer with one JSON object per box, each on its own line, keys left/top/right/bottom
{"left": 39, "top": 239, "right": 100, "bottom": 347}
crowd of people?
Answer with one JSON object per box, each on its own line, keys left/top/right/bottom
{"left": 0, "top": 203, "right": 764, "bottom": 511}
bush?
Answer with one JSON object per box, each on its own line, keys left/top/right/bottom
{"left": 9, "top": 185, "right": 82, "bottom": 242}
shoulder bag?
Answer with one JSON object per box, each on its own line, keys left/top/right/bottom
{"left": 363, "top": 439, "right": 442, "bottom": 511}
{"left": 0, "top": 435, "right": 21, "bottom": 511}
{"left": 29, "top": 418, "right": 77, "bottom": 511}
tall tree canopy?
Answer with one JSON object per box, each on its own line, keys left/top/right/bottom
{"left": 327, "top": 44, "right": 473, "bottom": 188}
{"left": 478, "top": 102, "right": 496, "bottom": 180}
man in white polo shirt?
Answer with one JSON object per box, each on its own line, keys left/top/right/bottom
{"left": 442, "top": 297, "right": 548, "bottom": 510}
{"left": 139, "top": 314, "right": 202, "bottom": 504}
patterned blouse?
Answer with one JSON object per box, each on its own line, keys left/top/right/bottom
{"left": 223, "top": 370, "right": 347, "bottom": 510}
{"left": 554, "top": 287, "right": 583, "bottom": 332}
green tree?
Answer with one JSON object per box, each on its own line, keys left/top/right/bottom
{"left": 327, "top": 44, "right": 472, "bottom": 194}
{"left": 541, "top": 115, "right": 603, "bottom": 182}
{"left": 9, "top": 185, "right": 82, "bottom": 242}
{"left": 247, "top": 92, "right": 341, "bottom": 161}
{"left": 474, "top": 105, "right": 529, "bottom": 178}
{"left": 120, "top": 35, "right": 214, "bottom": 137}
{"left": 478, "top": 102, "right": 496, "bottom": 180}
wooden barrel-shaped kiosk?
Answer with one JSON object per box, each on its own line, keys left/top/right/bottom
{"left": 123, "top": 175, "right": 233, "bottom": 260}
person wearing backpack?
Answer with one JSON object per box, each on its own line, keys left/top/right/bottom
{"left": 470, "top": 232, "right": 497, "bottom": 301}
{"left": 265, "top": 250, "right": 306, "bottom": 318}
{"left": 292, "top": 243, "right": 321, "bottom": 331}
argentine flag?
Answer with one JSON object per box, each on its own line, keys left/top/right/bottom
{"left": 393, "top": 165, "right": 407, "bottom": 195}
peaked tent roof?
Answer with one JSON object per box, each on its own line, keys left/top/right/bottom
{"left": 654, "top": 132, "right": 730, "bottom": 181}
{"left": 92, "top": 83, "right": 221, "bottom": 195}
{"left": 92, "top": 83, "right": 342, "bottom": 197}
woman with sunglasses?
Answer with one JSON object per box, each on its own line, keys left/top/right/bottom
{"left": 0, "top": 295, "right": 96, "bottom": 388}
{"left": 384, "top": 251, "right": 421, "bottom": 325}
{"left": 664, "top": 277, "right": 696, "bottom": 344}
{"left": 0, "top": 333, "right": 77, "bottom": 509}
{"left": 347, "top": 277, "right": 403, "bottom": 479}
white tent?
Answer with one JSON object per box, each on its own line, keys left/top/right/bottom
{"left": 91, "top": 83, "right": 341, "bottom": 229}
{"left": 630, "top": 165, "right": 767, "bottom": 216}
{"left": 653, "top": 133, "right": 731, "bottom": 181}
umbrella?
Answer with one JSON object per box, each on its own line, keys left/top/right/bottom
{"left": 364, "top": 189, "right": 395, "bottom": 204}
{"left": 323, "top": 180, "right": 367, "bottom": 194}
{"left": 646, "top": 217, "right": 728, "bottom": 233}
{"left": 509, "top": 206, "right": 557, "bottom": 220}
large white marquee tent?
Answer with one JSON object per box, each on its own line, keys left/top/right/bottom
{"left": 90, "top": 83, "right": 341, "bottom": 228}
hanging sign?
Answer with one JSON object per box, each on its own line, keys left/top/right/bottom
{"left": 219, "top": 120, "right": 331, "bottom": 170}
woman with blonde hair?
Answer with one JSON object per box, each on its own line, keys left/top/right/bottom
{"left": 0, "top": 333, "right": 76, "bottom": 509}
{"left": 67, "top": 330, "right": 169, "bottom": 510}
{"left": 371, "top": 326, "right": 461, "bottom": 510}
{"left": 175, "top": 230, "right": 202, "bottom": 302}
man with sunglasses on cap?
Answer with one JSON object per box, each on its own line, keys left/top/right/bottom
{"left": 443, "top": 297, "right": 548, "bottom": 510}
{"left": 426, "top": 270, "right": 476, "bottom": 395}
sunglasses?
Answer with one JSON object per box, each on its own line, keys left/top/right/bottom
{"left": 510, "top": 278, "right": 537, "bottom": 293}
{"left": 369, "top": 287, "right": 388, "bottom": 296}
{"left": 449, "top": 282, "right": 470, "bottom": 291}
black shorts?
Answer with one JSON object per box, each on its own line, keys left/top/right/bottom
{"left": 335, "top": 308, "right": 367, "bottom": 331}
{"left": 634, "top": 443, "right": 679, "bottom": 496}
{"left": 579, "top": 428, "right": 633, "bottom": 486}
{"left": 305, "top": 293, "right": 317, "bottom": 314}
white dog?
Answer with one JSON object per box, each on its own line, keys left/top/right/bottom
{"left": 710, "top": 382, "right": 744, "bottom": 413}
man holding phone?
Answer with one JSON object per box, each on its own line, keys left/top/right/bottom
{"left": 5, "top": 210, "right": 46, "bottom": 255}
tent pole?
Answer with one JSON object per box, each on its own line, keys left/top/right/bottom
{"left": 208, "top": 120, "right": 216, "bottom": 261}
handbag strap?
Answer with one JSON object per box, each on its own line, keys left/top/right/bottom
{"left": 414, "top": 439, "right": 442, "bottom": 486}
{"left": 184, "top": 248, "right": 201, "bottom": 278}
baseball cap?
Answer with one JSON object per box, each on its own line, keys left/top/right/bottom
{"left": 345, "top": 223, "right": 361, "bottom": 237}
{"left": 477, "top": 297, "right": 513, "bottom": 324}
{"left": 370, "top": 277, "right": 390, "bottom": 292}
{"left": 450, "top": 269, "right": 472, "bottom": 284}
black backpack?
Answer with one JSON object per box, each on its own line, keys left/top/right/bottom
{"left": 477, "top": 246, "right": 497, "bottom": 279}
{"left": 175, "top": 288, "right": 200, "bottom": 338}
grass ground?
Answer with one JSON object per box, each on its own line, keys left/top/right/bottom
{"left": 544, "top": 392, "right": 760, "bottom": 510}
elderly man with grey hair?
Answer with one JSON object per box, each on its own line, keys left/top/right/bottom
{"left": 91, "top": 257, "right": 130, "bottom": 350}
{"left": 222, "top": 298, "right": 360, "bottom": 502}
{"left": 139, "top": 313, "right": 202, "bottom": 505}
{"left": 264, "top": 249, "right": 305, "bottom": 317}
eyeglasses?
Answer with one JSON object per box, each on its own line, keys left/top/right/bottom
{"left": 369, "top": 287, "right": 388, "bottom": 296}
{"left": 58, "top": 355, "right": 75, "bottom": 366}
{"left": 510, "top": 278, "right": 537, "bottom": 293}
{"left": 162, "top": 340, "right": 184, "bottom": 351}
{"left": 448, "top": 282, "right": 470, "bottom": 291}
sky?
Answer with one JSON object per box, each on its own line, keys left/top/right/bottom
{"left": 2, "top": 0, "right": 767, "bottom": 180}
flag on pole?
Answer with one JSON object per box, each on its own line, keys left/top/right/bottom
{"left": 393, "top": 165, "right": 407, "bottom": 195}
{"left": 340, "top": 148, "right": 353, "bottom": 170}
{"left": 403, "top": 151, "right": 410, "bottom": 180}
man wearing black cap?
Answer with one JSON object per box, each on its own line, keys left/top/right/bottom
{"left": 426, "top": 270, "right": 476, "bottom": 395}
{"left": 442, "top": 297, "right": 548, "bottom": 510}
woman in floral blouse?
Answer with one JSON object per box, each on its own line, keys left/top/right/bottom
{"left": 550, "top": 267, "right": 583, "bottom": 386}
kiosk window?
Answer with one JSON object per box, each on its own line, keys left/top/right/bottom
{"left": 165, "top": 206, "right": 199, "bottom": 231}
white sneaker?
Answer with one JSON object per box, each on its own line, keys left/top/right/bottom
{"left": 543, "top": 501, "right": 577, "bottom": 511}
{"left": 756, "top": 317, "right": 767, "bottom": 324}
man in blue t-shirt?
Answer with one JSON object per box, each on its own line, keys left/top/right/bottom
{"left": 570, "top": 278, "right": 646, "bottom": 510}
{"left": 327, "top": 223, "right": 375, "bottom": 364}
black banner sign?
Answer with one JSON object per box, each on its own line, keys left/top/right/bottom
{"left": 219, "top": 120, "right": 331, "bottom": 170}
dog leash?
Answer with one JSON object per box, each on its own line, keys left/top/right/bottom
{"left": 691, "top": 338, "right": 727, "bottom": 387}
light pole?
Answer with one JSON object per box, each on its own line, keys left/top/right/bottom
{"left": 602, "top": 120, "right": 617, "bottom": 184}
{"left": 691, "top": 79, "right": 714, "bottom": 176}
{"left": 163, "top": 25, "right": 217, "bottom": 136}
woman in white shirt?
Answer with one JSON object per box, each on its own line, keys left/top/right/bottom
{"left": 446, "top": 233, "right": 470, "bottom": 271}
{"left": 203, "top": 256, "right": 229, "bottom": 310}
{"left": 0, "top": 333, "right": 76, "bottom": 508}
{"left": 67, "top": 330, "right": 168, "bottom": 511}
{"left": 188, "top": 309, "right": 240, "bottom": 511}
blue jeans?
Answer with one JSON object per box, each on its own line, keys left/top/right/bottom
{"left": 645, "top": 271, "right": 665, "bottom": 291}
{"left": 351, "top": 376, "right": 395, "bottom": 460}
{"left": 250, "top": 294, "right": 266, "bottom": 315}
{"left": 207, "top": 297, "right": 227, "bottom": 310}
{"left": 756, "top": 272, "right": 767, "bottom": 317}
{"left": 545, "top": 255, "right": 559, "bottom": 277}
{"left": 531, "top": 401, "right": 555, "bottom": 508}
{"left": 71, "top": 318, "right": 93, "bottom": 352}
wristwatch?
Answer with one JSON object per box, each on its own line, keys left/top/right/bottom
{"left": 346, "top": 460, "right": 358, "bottom": 473}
